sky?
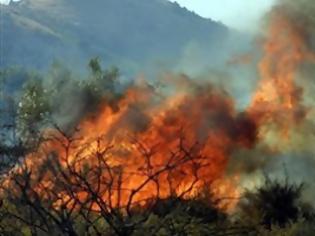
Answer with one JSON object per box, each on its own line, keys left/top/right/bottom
{"left": 0, "top": 0, "right": 276, "bottom": 31}
{"left": 169, "top": 0, "right": 276, "bottom": 31}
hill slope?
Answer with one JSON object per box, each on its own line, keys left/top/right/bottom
{"left": 1, "top": 0, "right": 231, "bottom": 74}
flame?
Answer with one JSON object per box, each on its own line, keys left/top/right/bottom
{"left": 249, "top": 8, "right": 314, "bottom": 138}
{"left": 13, "top": 83, "right": 252, "bottom": 213}
{"left": 3, "top": 6, "right": 315, "bottom": 214}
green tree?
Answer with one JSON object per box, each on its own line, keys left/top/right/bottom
{"left": 87, "top": 57, "right": 119, "bottom": 94}
{"left": 17, "top": 79, "right": 50, "bottom": 147}
{"left": 83, "top": 57, "right": 120, "bottom": 111}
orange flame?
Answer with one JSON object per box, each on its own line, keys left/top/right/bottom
{"left": 16, "top": 83, "right": 252, "bottom": 212}
{"left": 249, "top": 8, "right": 314, "bottom": 137}
{"left": 3, "top": 6, "right": 315, "bottom": 214}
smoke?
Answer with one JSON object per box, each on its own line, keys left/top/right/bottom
{"left": 224, "top": 0, "right": 315, "bottom": 204}
{"left": 276, "top": 0, "right": 315, "bottom": 34}
{"left": 4, "top": 0, "right": 315, "bottom": 210}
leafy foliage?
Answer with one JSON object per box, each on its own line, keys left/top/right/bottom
{"left": 238, "top": 177, "right": 314, "bottom": 231}
{"left": 84, "top": 57, "right": 120, "bottom": 110}
{"left": 17, "top": 79, "right": 50, "bottom": 146}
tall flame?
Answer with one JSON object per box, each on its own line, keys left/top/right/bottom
{"left": 16, "top": 82, "right": 254, "bottom": 212}
{"left": 3, "top": 5, "right": 315, "bottom": 214}
{"left": 249, "top": 8, "right": 314, "bottom": 139}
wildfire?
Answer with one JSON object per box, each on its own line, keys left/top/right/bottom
{"left": 249, "top": 7, "right": 314, "bottom": 138}
{"left": 2, "top": 4, "right": 315, "bottom": 214}
{"left": 14, "top": 82, "right": 253, "bottom": 212}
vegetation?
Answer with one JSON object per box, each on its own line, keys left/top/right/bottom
{"left": 0, "top": 61, "right": 314, "bottom": 235}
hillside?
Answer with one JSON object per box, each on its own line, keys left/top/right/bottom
{"left": 1, "top": 0, "right": 232, "bottom": 74}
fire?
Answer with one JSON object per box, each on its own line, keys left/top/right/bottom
{"left": 11, "top": 83, "right": 253, "bottom": 213}
{"left": 249, "top": 7, "right": 313, "bottom": 138}
{"left": 2, "top": 5, "right": 315, "bottom": 214}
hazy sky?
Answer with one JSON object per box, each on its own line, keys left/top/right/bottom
{"left": 169, "top": 0, "right": 276, "bottom": 31}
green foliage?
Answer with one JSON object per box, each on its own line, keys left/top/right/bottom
{"left": 17, "top": 79, "right": 50, "bottom": 146}
{"left": 89, "top": 57, "right": 102, "bottom": 75}
{"left": 141, "top": 211, "right": 212, "bottom": 236}
{"left": 151, "top": 192, "right": 225, "bottom": 224}
{"left": 85, "top": 57, "right": 120, "bottom": 105}
{"left": 238, "top": 178, "right": 313, "bottom": 231}
{"left": 2, "top": 59, "right": 121, "bottom": 147}
{"left": 18, "top": 80, "right": 50, "bottom": 126}
{"left": 257, "top": 219, "right": 315, "bottom": 236}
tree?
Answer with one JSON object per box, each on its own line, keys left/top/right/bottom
{"left": 17, "top": 79, "right": 50, "bottom": 148}
{"left": 0, "top": 69, "right": 27, "bottom": 174}
{"left": 84, "top": 57, "right": 120, "bottom": 110}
